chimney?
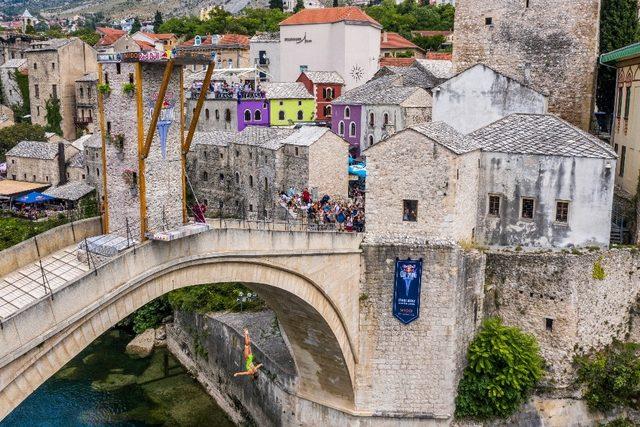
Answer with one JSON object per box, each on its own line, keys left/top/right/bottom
{"left": 57, "top": 142, "right": 67, "bottom": 185}
{"left": 383, "top": 31, "right": 388, "bottom": 43}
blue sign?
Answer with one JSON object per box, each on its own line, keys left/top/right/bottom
{"left": 392, "top": 258, "right": 423, "bottom": 324}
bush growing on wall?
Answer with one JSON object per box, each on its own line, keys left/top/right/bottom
{"left": 575, "top": 341, "right": 640, "bottom": 412}
{"left": 455, "top": 317, "right": 544, "bottom": 420}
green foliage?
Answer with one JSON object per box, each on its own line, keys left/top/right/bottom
{"left": 71, "top": 27, "right": 100, "bottom": 46}
{"left": 130, "top": 296, "right": 172, "bottom": 334}
{"left": 97, "top": 83, "right": 111, "bottom": 95}
{"left": 294, "top": 0, "right": 305, "bottom": 12}
{"left": 167, "top": 283, "right": 265, "bottom": 314}
{"left": 0, "top": 215, "right": 68, "bottom": 251}
{"left": 77, "top": 194, "right": 99, "bottom": 218}
{"left": 24, "top": 24, "right": 36, "bottom": 34}
{"left": 12, "top": 70, "right": 30, "bottom": 121}
{"left": 43, "top": 25, "right": 66, "bottom": 39}
{"left": 44, "top": 97, "right": 63, "bottom": 136}
{"left": 364, "top": 0, "right": 454, "bottom": 39}
{"left": 269, "top": 0, "right": 284, "bottom": 11}
{"left": 122, "top": 82, "right": 136, "bottom": 95}
{"left": 153, "top": 10, "right": 163, "bottom": 34}
{"left": 593, "top": 256, "right": 606, "bottom": 280}
{"left": 158, "top": 8, "right": 289, "bottom": 39}
{"left": 0, "top": 122, "right": 46, "bottom": 161}
{"left": 576, "top": 341, "right": 640, "bottom": 412}
{"left": 597, "top": 0, "right": 639, "bottom": 114}
{"left": 455, "top": 317, "right": 544, "bottom": 420}
{"left": 130, "top": 17, "right": 142, "bottom": 34}
{"left": 603, "top": 418, "right": 636, "bottom": 427}
{"left": 412, "top": 34, "right": 446, "bottom": 51}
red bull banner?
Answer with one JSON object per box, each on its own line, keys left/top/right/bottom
{"left": 392, "top": 258, "right": 423, "bottom": 324}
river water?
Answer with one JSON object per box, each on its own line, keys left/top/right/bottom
{"left": 1, "top": 329, "right": 235, "bottom": 427}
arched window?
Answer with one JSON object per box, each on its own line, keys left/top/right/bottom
{"left": 368, "top": 135, "right": 374, "bottom": 147}
{"left": 344, "top": 107, "right": 350, "bottom": 119}
{"left": 219, "top": 173, "right": 224, "bottom": 183}
{"left": 249, "top": 175, "right": 254, "bottom": 187}
{"left": 202, "top": 171, "right": 208, "bottom": 181}
{"left": 349, "top": 122, "right": 356, "bottom": 137}
{"left": 326, "top": 87, "right": 333, "bottom": 100}
{"left": 205, "top": 109, "right": 210, "bottom": 120}
{"left": 225, "top": 109, "right": 231, "bottom": 122}
{"left": 215, "top": 109, "right": 220, "bottom": 120}
{"left": 338, "top": 121, "right": 345, "bottom": 136}
{"left": 278, "top": 110, "right": 285, "bottom": 120}
{"left": 322, "top": 88, "right": 327, "bottom": 99}
{"left": 235, "top": 172, "right": 240, "bottom": 184}
{"left": 324, "top": 105, "right": 332, "bottom": 117}
{"left": 254, "top": 110, "right": 261, "bottom": 121}
{"left": 369, "top": 112, "right": 375, "bottom": 126}
{"left": 244, "top": 109, "right": 251, "bottom": 121}
{"left": 383, "top": 112, "right": 389, "bottom": 126}
{"left": 297, "top": 110, "right": 303, "bottom": 120}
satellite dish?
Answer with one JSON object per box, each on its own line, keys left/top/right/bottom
{"left": 194, "top": 35, "right": 202, "bottom": 46}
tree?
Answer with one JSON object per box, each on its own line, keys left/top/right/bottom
{"left": 269, "top": 0, "right": 284, "bottom": 11}
{"left": 71, "top": 28, "right": 100, "bottom": 46}
{"left": 294, "top": 0, "right": 305, "bottom": 12}
{"left": 455, "top": 318, "right": 544, "bottom": 420}
{"left": 44, "top": 97, "right": 63, "bottom": 136}
{"left": 24, "top": 24, "right": 35, "bottom": 34}
{"left": 0, "top": 123, "right": 46, "bottom": 161}
{"left": 153, "top": 10, "right": 163, "bottom": 33}
{"left": 412, "top": 34, "right": 446, "bottom": 51}
{"left": 130, "top": 17, "right": 141, "bottom": 35}
{"left": 597, "top": 0, "right": 639, "bottom": 114}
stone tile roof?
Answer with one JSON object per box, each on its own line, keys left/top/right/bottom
{"left": 75, "top": 72, "right": 97, "bottom": 82}
{"left": 280, "top": 6, "right": 381, "bottom": 28}
{"left": 263, "top": 82, "right": 313, "bottom": 99}
{"left": 380, "top": 32, "right": 421, "bottom": 51}
{"left": 411, "top": 121, "right": 480, "bottom": 154}
{"left": 27, "top": 38, "right": 72, "bottom": 52}
{"left": 302, "top": 71, "right": 344, "bottom": 84}
{"left": 379, "top": 57, "right": 416, "bottom": 68}
{"left": 470, "top": 114, "right": 617, "bottom": 159}
{"left": 191, "top": 130, "right": 236, "bottom": 148}
{"left": 67, "top": 152, "right": 85, "bottom": 168}
{"left": 232, "top": 126, "right": 296, "bottom": 150}
{"left": 371, "top": 62, "right": 447, "bottom": 89}
{"left": 6, "top": 140, "right": 59, "bottom": 159}
{"left": 332, "top": 76, "right": 422, "bottom": 105}
{"left": 250, "top": 32, "right": 280, "bottom": 42}
{"left": 83, "top": 134, "right": 102, "bottom": 149}
{"left": 0, "top": 58, "right": 26, "bottom": 69}
{"left": 44, "top": 181, "right": 94, "bottom": 201}
{"left": 414, "top": 59, "right": 453, "bottom": 80}
{"left": 281, "top": 126, "right": 333, "bottom": 146}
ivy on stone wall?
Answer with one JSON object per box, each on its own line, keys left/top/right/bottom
{"left": 455, "top": 317, "right": 544, "bottom": 420}
{"left": 575, "top": 341, "right": 640, "bottom": 412}
{"left": 593, "top": 256, "right": 606, "bottom": 280}
{"left": 12, "top": 70, "right": 30, "bottom": 122}
{"left": 44, "top": 96, "right": 63, "bottom": 136}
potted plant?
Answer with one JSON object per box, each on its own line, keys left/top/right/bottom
{"left": 122, "top": 83, "right": 135, "bottom": 95}
{"left": 97, "top": 83, "right": 111, "bottom": 95}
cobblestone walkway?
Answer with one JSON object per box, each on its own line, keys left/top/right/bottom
{"left": 0, "top": 245, "right": 89, "bottom": 319}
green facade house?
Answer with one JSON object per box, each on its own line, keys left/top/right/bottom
{"left": 264, "top": 82, "right": 315, "bottom": 126}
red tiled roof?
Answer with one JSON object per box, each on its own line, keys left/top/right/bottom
{"left": 181, "top": 35, "right": 213, "bottom": 46}
{"left": 426, "top": 52, "right": 452, "bottom": 60}
{"left": 219, "top": 33, "right": 249, "bottom": 47}
{"left": 379, "top": 57, "right": 416, "bottom": 67}
{"left": 280, "top": 6, "right": 381, "bottom": 27}
{"left": 380, "top": 32, "right": 421, "bottom": 50}
{"left": 96, "top": 26, "right": 126, "bottom": 46}
{"left": 411, "top": 30, "right": 452, "bottom": 38}
{"left": 135, "top": 40, "right": 155, "bottom": 51}
{"left": 141, "top": 32, "right": 175, "bottom": 41}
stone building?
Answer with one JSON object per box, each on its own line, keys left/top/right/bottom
{"left": 187, "top": 126, "right": 348, "bottom": 219}
{"left": 432, "top": 63, "right": 548, "bottom": 133}
{"left": 181, "top": 34, "right": 251, "bottom": 69}
{"left": 26, "top": 38, "right": 98, "bottom": 140}
{"left": 0, "top": 32, "right": 36, "bottom": 64}
{"left": 74, "top": 72, "right": 97, "bottom": 135}
{"left": 0, "top": 58, "right": 26, "bottom": 108}
{"left": 5, "top": 140, "right": 79, "bottom": 185}
{"left": 131, "top": 32, "right": 177, "bottom": 53}
{"left": 380, "top": 31, "right": 425, "bottom": 58}
{"left": 249, "top": 32, "right": 280, "bottom": 82}
{"left": 263, "top": 82, "right": 315, "bottom": 126}
{"left": 83, "top": 133, "right": 102, "bottom": 192}
{"left": 452, "top": 0, "right": 600, "bottom": 130}
{"left": 296, "top": 70, "right": 344, "bottom": 123}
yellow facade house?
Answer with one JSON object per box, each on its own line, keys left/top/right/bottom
{"left": 263, "top": 82, "right": 315, "bottom": 126}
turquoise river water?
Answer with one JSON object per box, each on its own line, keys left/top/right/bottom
{"left": 1, "top": 329, "right": 235, "bottom": 427}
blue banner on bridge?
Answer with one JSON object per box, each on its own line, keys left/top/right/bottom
{"left": 392, "top": 258, "right": 423, "bottom": 325}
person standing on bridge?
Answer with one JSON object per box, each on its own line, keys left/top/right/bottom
{"left": 233, "top": 328, "right": 263, "bottom": 379}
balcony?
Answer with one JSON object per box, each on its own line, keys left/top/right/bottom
{"left": 254, "top": 57, "right": 270, "bottom": 66}
{"left": 75, "top": 116, "right": 93, "bottom": 125}
{"left": 189, "top": 89, "right": 266, "bottom": 101}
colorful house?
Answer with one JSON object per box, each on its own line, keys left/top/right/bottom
{"left": 263, "top": 82, "right": 315, "bottom": 126}
{"left": 237, "top": 97, "right": 270, "bottom": 131}
{"left": 331, "top": 104, "right": 362, "bottom": 157}
{"left": 296, "top": 71, "right": 344, "bottom": 123}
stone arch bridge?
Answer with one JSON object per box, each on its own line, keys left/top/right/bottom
{"left": 0, "top": 219, "right": 363, "bottom": 421}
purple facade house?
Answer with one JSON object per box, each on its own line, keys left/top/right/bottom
{"left": 331, "top": 104, "right": 362, "bottom": 157}
{"left": 238, "top": 98, "right": 270, "bottom": 131}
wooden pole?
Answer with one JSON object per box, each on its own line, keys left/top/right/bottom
{"left": 141, "top": 59, "right": 174, "bottom": 159}
{"left": 135, "top": 62, "right": 148, "bottom": 240}
{"left": 182, "top": 61, "right": 215, "bottom": 154}
{"left": 96, "top": 63, "right": 109, "bottom": 233}
{"left": 180, "top": 65, "right": 187, "bottom": 223}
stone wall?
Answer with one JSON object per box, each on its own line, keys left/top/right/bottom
{"left": 308, "top": 131, "right": 349, "bottom": 200}
{"left": 355, "top": 242, "right": 485, "bottom": 419}
{"left": 186, "top": 98, "right": 237, "bottom": 132}
{"left": 452, "top": 0, "right": 600, "bottom": 130}
{"left": 0, "top": 66, "right": 24, "bottom": 107}
{"left": 485, "top": 248, "right": 640, "bottom": 388}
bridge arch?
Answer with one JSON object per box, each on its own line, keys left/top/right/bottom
{"left": 0, "top": 228, "right": 363, "bottom": 420}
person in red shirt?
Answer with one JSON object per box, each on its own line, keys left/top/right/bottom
{"left": 302, "top": 188, "right": 311, "bottom": 204}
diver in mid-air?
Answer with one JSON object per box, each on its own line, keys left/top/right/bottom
{"left": 233, "top": 328, "right": 263, "bottom": 379}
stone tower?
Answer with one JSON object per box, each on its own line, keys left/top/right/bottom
{"left": 97, "top": 54, "right": 186, "bottom": 240}
{"left": 452, "top": 0, "right": 601, "bottom": 130}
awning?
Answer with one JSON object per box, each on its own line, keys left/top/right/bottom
{"left": 0, "top": 180, "right": 50, "bottom": 197}
{"left": 600, "top": 42, "right": 640, "bottom": 65}
{"left": 15, "top": 191, "right": 56, "bottom": 204}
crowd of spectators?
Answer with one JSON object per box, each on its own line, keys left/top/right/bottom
{"left": 278, "top": 187, "right": 365, "bottom": 232}
{"left": 192, "top": 80, "right": 265, "bottom": 100}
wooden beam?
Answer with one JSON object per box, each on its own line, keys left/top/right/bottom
{"left": 141, "top": 59, "right": 174, "bottom": 159}
{"left": 96, "top": 63, "right": 109, "bottom": 233}
{"left": 180, "top": 66, "right": 187, "bottom": 224}
{"left": 182, "top": 61, "right": 215, "bottom": 154}
{"left": 135, "top": 62, "right": 148, "bottom": 240}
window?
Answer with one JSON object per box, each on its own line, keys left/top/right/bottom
{"left": 264, "top": 177, "right": 268, "bottom": 190}
{"left": 33, "top": 62, "right": 37, "bottom": 70}
{"left": 107, "top": 121, "right": 112, "bottom": 134}
{"left": 403, "top": 200, "right": 418, "bottom": 222}
{"left": 278, "top": 110, "right": 285, "bottom": 120}
{"left": 220, "top": 152, "right": 224, "bottom": 159}
{"left": 52, "top": 84, "right": 57, "bottom": 99}
{"left": 205, "top": 109, "right": 210, "bottom": 120}
{"left": 254, "top": 110, "right": 261, "bottom": 121}
{"left": 488, "top": 195, "right": 501, "bottom": 216}
{"left": 279, "top": 101, "right": 283, "bottom": 106}
{"left": 82, "top": 174, "right": 85, "bottom": 179}
{"left": 88, "top": 87, "right": 91, "bottom": 98}
{"left": 624, "top": 86, "right": 632, "bottom": 119}
{"left": 249, "top": 204, "right": 253, "bottom": 212}
{"left": 235, "top": 149, "right": 240, "bottom": 157}
{"left": 116, "top": 63, "right": 121, "bottom": 74}
{"left": 368, "top": 135, "right": 374, "bottom": 147}
{"left": 34, "top": 84, "right": 39, "bottom": 98}
{"left": 249, "top": 175, "right": 253, "bottom": 187}
{"left": 219, "top": 173, "right": 224, "bottom": 182}
{"left": 556, "top": 201, "right": 569, "bottom": 223}
{"left": 46, "top": 175, "right": 49, "bottom": 181}
{"left": 615, "top": 143, "right": 619, "bottom": 153}
{"left": 324, "top": 105, "right": 332, "bottom": 117}
{"left": 227, "top": 59, "right": 233, "bottom": 68}
{"left": 295, "top": 147, "right": 299, "bottom": 156}
{"left": 244, "top": 109, "right": 251, "bottom": 121}
{"left": 521, "top": 197, "right": 535, "bottom": 219}
{"left": 545, "top": 318, "right": 553, "bottom": 332}
{"left": 339, "top": 121, "right": 345, "bottom": 136}
{"left": 297, "top": 110, "right": 303, "bottom": 120}
{"left": 299, "top": 65, "right": 308, "bottom": 72}
{"left": 37, "top": 106, "right": 40, "bottom": 116}
{"left": 322, "top": 88, "right": 327, "bottom": 99}
{"left": 326, "top": 87, "right": 333, "bottom": 100}
{"left": 235, "top": 172, "right": 240, "bottom": 184}
{"left": 104, "top": 72, "right": 109, "bottom": 85}
{"left": 344, "top": 107, "right": 350, "bottom": 119}
{"left": 215, "top": 109, "right": 220, "bottom": 120}
{"left": 617, "top": 87, "right": 623, "bottom": 117}
{"left": 369, "top": 112, "right": 374, "bottom": 126}
{"left": 32, "top": 175, "right": 36, "bottom": 181}
{"left": 485, "top": 17, "right": 493, "bottom": 25}
{"left": 225, "top": 109, "right": 231, "bottom": 122}
{"left": 383, "top": 112, "right": 389, "bottom": 126}
{"left": 620, "top": 146, "right": 627, "bottom": 177}
{"left": 80, "top": 87, "right": 84, "bottom": 98}
{"left": 298, "top": 100, "right": 302, "bottom": 106}
{"left": 129, "top": 73, "right": 134, "bottom": 84}
{"left": 349, "top": 122, "right": 356, "bottom": 137}
{"left": 203, "top": 171, "right": 209, "bottom": 181}
{"left": 525, "top": 0, "right": 530, "bottom": 7}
